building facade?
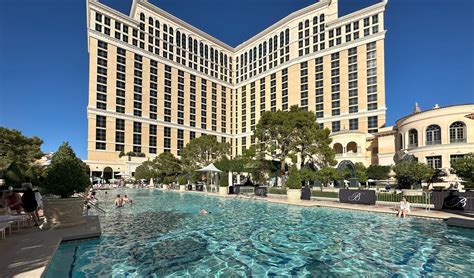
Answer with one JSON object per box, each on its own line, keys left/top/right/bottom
{"left": 85, "top": 0, "right": 388, "bottom": 178}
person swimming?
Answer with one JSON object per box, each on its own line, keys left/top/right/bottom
{"left": 199, "top": 208, "right": 211, "bottom": 215}
{"left": 115, "top": 194, "right": 123, "bottom": 208}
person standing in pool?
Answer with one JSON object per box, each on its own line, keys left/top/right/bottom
{"left": 122, "top": 194, "right": 132, "bottom": 205}
{"left": 115, "top": 194, "right": 123, "bottom": 208}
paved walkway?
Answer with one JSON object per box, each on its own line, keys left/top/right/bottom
{"left": 184, "top": 190, "right": 474, "bottom": 220}
{"left": 0, "top": 216, "right": 101, "bottom": 278}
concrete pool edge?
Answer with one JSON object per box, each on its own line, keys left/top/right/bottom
{"left": 177, "top": 189, "right": 474, "bottom": 221}
{"left": 0, "top": 216, "right": 101, "bottom": 278}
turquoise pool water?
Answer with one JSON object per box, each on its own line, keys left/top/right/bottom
{"left": 46, "top": 189, "right": 474, "bottom": 277}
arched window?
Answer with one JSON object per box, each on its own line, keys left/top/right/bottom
{"left": 285, "top": 29, "right": 290, "bottom": 44}
{"left": 181, "top": 34, "right": 186, "bottom": 49}
{"left": 148, "top": 17, "right": 153, "bottom": 25}
{"left": 199, "top": 42, "right": 203, "bottom": 56}
{"left": 298, "top": 22, "right": 303, "bottom": 30}
{"left": 320, "top": 14, "right": 325, "bottom": 22}
{"left": 155, "top": 20, "right": 160, "bottom": 28}
{"left": 176, "top": 31, "right": 181, "bottom": 46}
{"left": 305, "top": 19, "right": 309, "bottom": 28}
{"left": 163, "top": 24, "right": 168, "bottom": 32}
{"left": 333, "top": 143, "right": 343, "bottom": 154}
{"left": 224, "top": 54, "right": 228, "bottom": 67}
{"left": 398, "top": 133, "right": 404, "bottom": 149}
{"left": 169, "top": 27, "right": 173, "bottom": 35}
{"left": 450, "top": 121, "right": 466, "bottom": 143}
{"left": 269, "top": 38, "right": 273, "bottom": 52}
{"left": 280, "top": 31, "right": 284, "bottom": 47}
{"left": 205, "top": 45, "right": 208, "bottom": 59}
{"left": 408, "top": 129, "right": 418, "bottom": 148}
{"left": 193, "top": 40, "right": 198, "bottom": 54}
{"left": 139, "top": 13, "right": 145, "bottom": 21}
{"left": 426, "top": 125, "right": 441, "bottom": 145}
{"left": 188, "top": 37, "right": 193, "bottom": 51}
{"left": 347, "top": 142, "right": 357, "bottom": 153}
{"left": 313, "top": 16, "right": 318, "bottom": 25}
{"left": 249, "top": 49, "right": 253, "bottom": 62}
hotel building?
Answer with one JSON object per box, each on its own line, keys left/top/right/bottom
{"left": 85, "top": 0, "right": 388, "bottom": 178}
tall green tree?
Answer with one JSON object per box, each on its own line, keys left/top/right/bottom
{"left": 0, "top": 127, "right": 44, "bottom": 187}
{"left": 134, "top": 160, "right": 157, "bottom": 180}
{"left": 393, "top": 160, "right": 434, "bottom": 189}
{"left": 42, "top": 142, "right": 90, "bottom": 198}
{"left": 180, "top": 135, "right": 229, "bottom": 172}
{"left": 343, "top": 162, "right": 368, "bottom": 183}
{"left": 135, "top": 152, "right": 182, "bottom": 182}
{"left": 315, "top": 167, "right": 343, "bottom": 190}
{"left": 254, "top": 106, "right": 336, "bottom": 187}
{"left": 366, "top": 165, "right": 391, "bottom": 180}
{"left": 451, "top": 154, "right": 474, "bottom": 189}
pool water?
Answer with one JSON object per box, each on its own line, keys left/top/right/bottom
{"left": 45, "top": 189, "right": 474, "bottom": 277}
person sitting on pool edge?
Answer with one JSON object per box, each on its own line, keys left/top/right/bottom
{"left": 115, "top": 194, "right": 123, "bottom": 208}
{"left": 397, "top": 197, "right": 411, "bottom": 218}
{"left": 199, "top": 208, "right": 211, "bottom": 215}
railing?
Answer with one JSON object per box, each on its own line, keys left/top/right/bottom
{"left": 426, "top": 140, "right": 441, "bottom": 145}
{"left": 450, "top": 138, "right": 467, "bottom": 144}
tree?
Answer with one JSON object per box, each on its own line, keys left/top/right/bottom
{"left": 42, "top": 142, "right": 90, "bottom": 198}
{"left": 0, "top": 127, "right": 44, "bottom": 187}
{"left": 315, "top": 167, "right": 343, "bottom": 190}
{"left": 451, "top": 154, "right": 474, "bottom": 189}
{"left": 180, "top": 135, "right": 229, "bottom": 171}
{"left": 286, "top": 166, "right": 302, "bottom": 189}
{"left": 254, "top": 106, "right": 336, "bottom": 187}
{"left": 366, "top": 165, "right": 391, "bottom": 180}
{"left": 393, "top": 160, "right": 434, "bottom": 189}
{"left": 135, "top": 152, "right": 182, "bottom": 182}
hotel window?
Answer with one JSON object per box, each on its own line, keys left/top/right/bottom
{"left": 259, "top": 77, "right": 266, "bottom": 114}
{"left": 164, "top": 65, "right": 172, "bottom": 122}
{"left": 201, "top": 79, "right": 208, "bottom": 130}
{"left": 250, "top": 82, "right": 256, "bottom": 132}
{"left": 368, "top": 116, "right": 378, "bottom": 133}
{"left": 426, "top": 156, "right": 442, "bottom": 169}
{"left": 189, "top": 75, "right": 196, "bottom": 127}
{"left": 408, "top": 129, "right": 418, "bottom": 148}
{"left": 241, "top": 86, "right": 247, "bottom": 133}
{"left": 450, "top": 154, "right": 465, "bottom": 163}
{"left": 133, "top": 54, "right": 142, "bottom": 117}
{"left": 349, "top": 119, "right": 358, "bottom": 131}
{"left": 164, "top": 127, "right": 171, "bottom": 152}
{"left": 149, "top": 60, "right": 158, "bottom": 120}
{"left": 300, "top": 62, "right": 308, "bottom": 110}
{"left": 282, "top": 68, "right": 288, "bottom": 110}
{"left": 96, "top": 41, "right": 108, "bottom": 111}
{"left": 366, "top": 42, "right": 377, "bottom": 111}
{"left": 177, "top": 129, "right": 184, "bottom": 155}
{"left": 177, "top": 71, "right": 185, "bottom": 125}
{"left": 348, "top": 47, "right": 358, "bottom": 114}
{"left": 95, "top": 115, "right": 106, "bottom": 150}
{"left": 426, "top": 125, "right": 441, "bottom": 145}
{"left": 115, "top": 118, "right": 125, "bottom": 151}
{"left": 221, "top": 86, "right": 227, "bottom": 133}
{"left": 148, "top": 124, "right": 157, "bottom": 154}
{"left": 270, "top": 73, "right": 277, "bottom": 112}
{"left": 331, "top": 53, "right": 340, "bottom": 116}
{"left": 315, "top": 57, "right": 324, "bottom": 119}
{"left": 332, "top": 121, "right": 340, "bottom": 132}
{"left": 449, "top": 121, "right": 466, "bottom": 143}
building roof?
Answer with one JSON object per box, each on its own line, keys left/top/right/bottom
{"left": 395, "top": 103, "right": 474, "bottom": 125}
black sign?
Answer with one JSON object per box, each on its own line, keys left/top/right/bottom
{"left": 301, "top": 188, "right": 311, "bottom": 200}
{"left": 339, "top": 189, "right": 376, "bottom": 205}
{"left": 432, "top": 191, "right": 474, "bottom": 212}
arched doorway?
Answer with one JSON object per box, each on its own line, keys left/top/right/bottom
{"left": 333, "top": 143, "right": 343, "bottom": 154}
{"left": 347, "top": 142, "right": 358, "bottom": 153}
{"left": 103, "top": 167, "right": 113, "bottom": 183}
{"left": 337, "top": 160, "right": 358, "bottom": 187}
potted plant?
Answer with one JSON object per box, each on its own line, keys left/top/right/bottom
{"left": 162, "top": 176, "right": 174, "bottom": 190}
{"left": 41, "top": 143, "right": 90, "bottom": 229}
{"left": 219, "top": 175, "right": 228, "bottom": 196}
{"left": 178, "top": 176, "right": 187, "bottom": 192}
{"left": 286, "top": 167, "right": 301, "bottom": 202}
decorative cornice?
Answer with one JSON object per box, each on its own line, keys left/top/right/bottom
{"left": 326, "top": 1, "right": 386, "bottom": 29}
{"left": 396, "top": 104, "right": 474, "bottom": 126}
{"left": 315, "top": 107, "right": 387, "bottom": 124}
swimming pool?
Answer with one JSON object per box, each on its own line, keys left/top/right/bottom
{"left": 45, "top": 189, "right": 474, "bottom": 277}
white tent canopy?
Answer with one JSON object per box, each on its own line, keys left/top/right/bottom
{"left": 196, "top": 163, "right": 222, "bottom": 173}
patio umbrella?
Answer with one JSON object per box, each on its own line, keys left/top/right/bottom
{"left": 149, "top": 178, "right": 154, "bottom": 187}
{"left": 196, "top": 163, "right": 223, "bottom": 191}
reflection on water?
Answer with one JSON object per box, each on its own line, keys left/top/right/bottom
{"left": 46, "top": 189, "right": 474, "bottom": 277}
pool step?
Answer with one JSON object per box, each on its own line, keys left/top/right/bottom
{"left": 446, "top": 217, "right": 474, "bottom": 229}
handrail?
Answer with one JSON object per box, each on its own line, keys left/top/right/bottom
{"left": 78, "top": 193, "right": 106, "bottom": 214}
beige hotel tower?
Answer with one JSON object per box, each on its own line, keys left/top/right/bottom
{"left": 85, "top": 0, "right": 389, "bottom": 178}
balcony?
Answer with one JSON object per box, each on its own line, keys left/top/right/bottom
{"left": 450, "top": 138, "right": 467, "bottom": 144}
{"left": 426, "top": 140, "right": 441, "bottom": 146}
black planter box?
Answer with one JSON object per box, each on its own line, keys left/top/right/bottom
{"left": 339, "top": 189, "right": 376, "bottom": 205}
{"left": 255, "top": 187, "right": 267, "bottom": 197}
{"left": 301, "top": 188, "right": 311, "bottom": 200}
{"left": 431, "top": 190, "right": 474, "bottom": 212}
{"left": 188, "top": 184, "right": 192, "bottom": 191}
{"left": 196, "top": 184, "right": 204, "bottom": 191}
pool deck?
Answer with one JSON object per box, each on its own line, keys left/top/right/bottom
{"left": 183, "top": 190, "right": 474, "bottom": 221}
{"left": 0, "top": 216, "right": 101, "bottom": 278}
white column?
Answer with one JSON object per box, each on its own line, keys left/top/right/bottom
{"left": 228, "top": 172, "right": 233, "bottom": 187}
{"left": 236, "top": 174, "right": 241, "bottom": 185}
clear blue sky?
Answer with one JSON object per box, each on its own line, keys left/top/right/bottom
{"left": 1, "top": 0, "right": 473, "bottom": 159}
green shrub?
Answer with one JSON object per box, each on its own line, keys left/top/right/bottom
{"left": 311, "top": 191, "right": 338, "bottom": 198}
{"left": 162, "top": 176, "right": 175, "bottom": 184}
{"left": 286, "top": 166, "right": 302, "bottom": 189}
{"left": 177, "top": 176, "right": 187, "bottom": 185}
{"left": 219, "top": 175, "right": 228, "bottom": 187}
{"left": 42, "top": 142, "right": 90, "bottom": 198}
{"left": 268, "top": 188, "right": 286, "bottom": 194}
